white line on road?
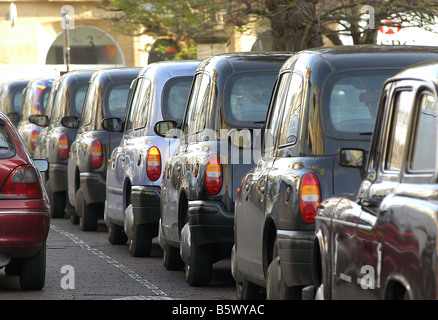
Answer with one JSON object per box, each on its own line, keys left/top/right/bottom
{"left": 50, "top": 224, "right": 167, "bottom": 297}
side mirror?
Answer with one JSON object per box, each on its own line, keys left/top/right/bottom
{"left": 154, "top": 120, "right": 179, "bottom": 138}
{"left": 32, "top": 114, "right": 50, "bottom": 127}
{"left": 102, "top": 117, "right": 122, "bottom": 132}
{"left": 61, "top": 115, "right": 79, "bottom": 129}
{"left": 338, "top": 148, "right": 364, "bottom": 167}
{"left": 33, "top": 159, "right": 49, "bottom": 172}
{"left": 7, "top": 112, "right": 19, "bottom": 123}
{"left": 228, "top": 128, "right": 252, "bottom": 149}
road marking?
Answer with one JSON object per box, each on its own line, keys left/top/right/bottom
{"left": 50, "top": 224, "right": 167, "bottom": 297}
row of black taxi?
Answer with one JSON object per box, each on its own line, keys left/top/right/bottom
{"left": 2, "top": 44, "right": 438, "bottom": 299}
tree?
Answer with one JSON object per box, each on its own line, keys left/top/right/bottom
{"left": 227, "top": 0, "right": 438, "bottom": 50}
{"left": 104, "top": 0, "right": 438, "bottom": 58}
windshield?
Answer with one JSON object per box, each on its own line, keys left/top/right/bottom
{"left": 323, "top": 69, "right": 398, "bottom": 138}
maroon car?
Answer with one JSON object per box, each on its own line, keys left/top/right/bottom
{"left": 0, "top": 111, "right": 50, "bottom": 290}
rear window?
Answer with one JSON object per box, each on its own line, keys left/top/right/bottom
{"left": 0, "top": 122, "right": 15, "bottom": 159}
{"left": 104, "top": 83, "right": 130, "bottom": 119}
{"left": 162, "top": 77, "right": 193, "bottom": 122}
{"left": 323, "top": 69, "right": 398, "bottom": 138}
{"left": 225, "top": 72, "right": 277, "bottom": 127}
{"left": 12, "top": 89, "right": 24, "bottom": 113}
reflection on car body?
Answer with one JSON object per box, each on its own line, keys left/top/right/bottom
{"left": 232, "top": 45, "right": 438, "bottom": 300}
{"left": 313, "top": 58, "right": 438, "bottom": 300}
{"left": 104, "top": 60, "right": 199, "bottom": 257}
{"left": 17, "top": 78, "right": 53, "bottom": 156}
{"left": 65, "top": 68, "right": 140, "bottom": 231}
{"left": 155, "top": 52, "right": 291, "bottom": 287}
{"left": 32, "top": 70, "right": 94, "bottom": 219}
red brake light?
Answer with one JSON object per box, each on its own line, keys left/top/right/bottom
{"left": 0, "top": 165, "right": 42, "bottom": 198}
{"left": 299, "top": 172, "right": 321, "bottom": 223}
{"left": 31, "top": 129, "right": 39, "bottom": 151}
{"left": 58, "top": 134, "right": 69, "bottom": 160}
{"left": 205, "top": 154, "right": 222, "bottom": 195}
{"left": 147, "top": 146, "right": 161, "bottom": 181}
{"left": 90, "top": 140, "right": 103, "bottom": 168}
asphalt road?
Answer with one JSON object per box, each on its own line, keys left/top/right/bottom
{"left": 0, "top": 216, "right": 236, "bottom": 301}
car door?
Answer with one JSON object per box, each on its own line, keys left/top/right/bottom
{"left": 379, "top": 87, "right": 438, "bottom": 299}
{"left": 333, "top": 88, "right": 415, "bottom": 299}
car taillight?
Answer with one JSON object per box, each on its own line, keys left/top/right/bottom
{"left": 205, "top": 154, "right": 222, "bottom": 195}
{"left": 58, "top": 134, "right": 69, "bottom": 160}
{"left": 299, "top": 172, "right": 321, "bottom": 223}
{"left": 90, "top": 139, "right": 103, "bottom": 168}
{"left": 31, "top": 129, "right": 39, "bottom": 151}
{"left": 146, "top": 146, "right": 161, "bottom": 181}
{"left": 0, "top": 165, "right": 42, "bottom": 198}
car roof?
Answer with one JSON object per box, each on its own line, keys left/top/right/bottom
{"left": 282, "top": 45, "right": 438, "bottom": 72}
{"left": 198, "top": 52, "right": 292, "bottom": 73}
{"left": 138, "top": 60, "right": 200, "bottom": 79}
{"left": 386, "top": 58, "right": 438, "bottom": 85}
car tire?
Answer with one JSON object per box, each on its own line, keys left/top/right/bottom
{"left": 50, "top": 191, "right": 66, "bottom": 218}
{"left": 66, "top": 198, "right": 79, "bottom": 224}
{"left": 185, "top": 244, "right": 212, "bottom": 286}
{"left": 162, "top": 243, "right": 184, "bottom": 271}
{"left": 76, "top": 188, "right": 97, "bottom": 231}
{"left": 128, "top": 224, "right": 152, "bottom": 257}
{"left": 236, "top": 278, "right": 264, "bottom": 300}
{"left": 108, "top": 221, "right": 127, "bottom": 245}
{"left": 19, "top": 244, "right": 46, "bottom": 290}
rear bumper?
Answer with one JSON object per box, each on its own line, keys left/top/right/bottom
{"left": 187, "top": 200, "right": 234, "bottom": 247}
{"left": 80, "top": 172, "right": 106, "bottom": 204}
{"left": 0, "top": 211, "right": 50, "bottom": 258}
{"left": 277, "top": 230, "right": 314, "bottom": 287}
{"left": 48, "top": 163, "right": 67, "bottom": 193}
{"left": 131, "top": 185, "right": 161, "bottom": 225}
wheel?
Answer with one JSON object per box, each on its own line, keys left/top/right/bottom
{"left": 236, "top": 278, "right": 265, "bottom": 300}
{"left": 107, "top": 221, "right": 127, "bottom": 245}
{"left": 162, "top": 243, "right": 184, "bottom": 271}
{"left": 50, "top": 191, "right": 66, "bottom": 218}
{"left": 128, "top": 223, "right": 152, "bottom": 257}
{"left": 185, "top": 244, "right": 212, "bottom": 286}
{"left": 19, "top": 244, "right": 46, "bottom": 290}
{"left": 76, "top": 188, "right": 98, "bottom": 231}
{"left": 66, "top": 197, "right": 79, "bottom": 224}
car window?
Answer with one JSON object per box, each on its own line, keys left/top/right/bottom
{"left": 264, "top": 72, "right": 290, "bottom": 152}
{"left": 162, "top": 77, "right": 193, "bottom": 122}
{"left": 384, "top": 90, "right": 414, "bottom": 172}
{"left": 0, "top": 123, "right": 15, "bottom": 159}
{"left": 12, "top": 89, "right": 25, "bottom": 114}
{"left": 184, "top": 73, "right": 210, "bottom": 136}
{"left": 409, "top": 91, "right": 437, "bottom": 172}
{"left": 323, "top": 69, "right": 398, "bottom": 138}
{"left": 277, "top": 72, "right": 303, "bottom": 147}
{"left": 226, "top": 71, "right": 277, "bottom": 127}
{"left": 104, "top": 83, "right": 130, "bottom": 119}
{"left": 125, "top": 77, "right": 151, "bottom": 132}
{"left": 72, "top": 85, "right": 88, "bottom": 117}
{"left": 81, "top": 79, "right": 98, "bottom": 126}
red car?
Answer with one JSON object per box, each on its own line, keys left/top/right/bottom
{"left": 0, "top": 111, "right": 50, "bottom": 290}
